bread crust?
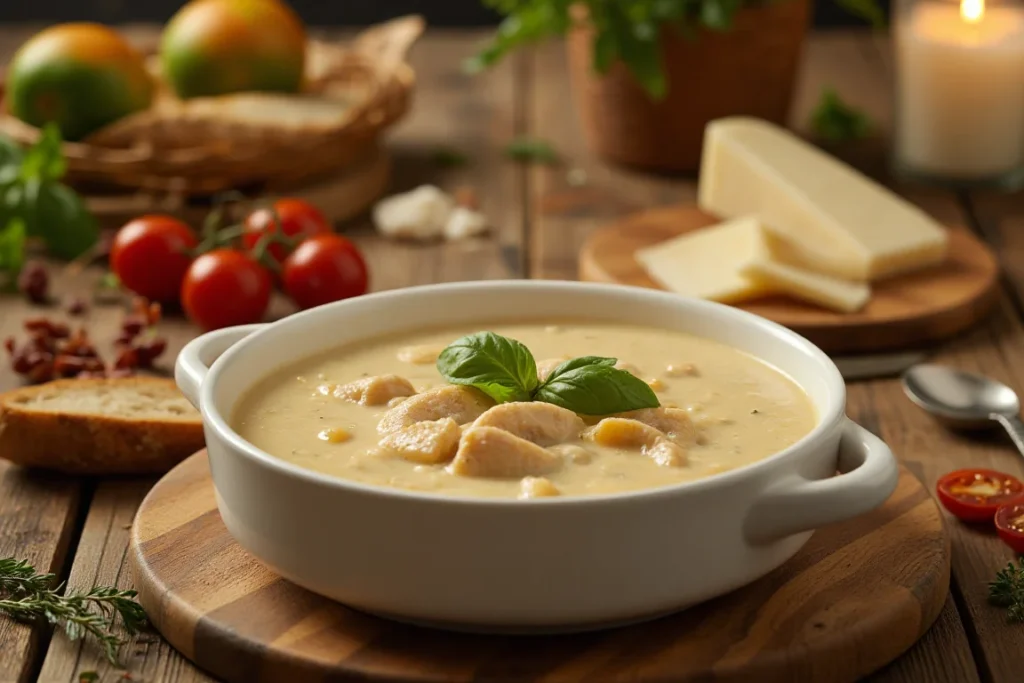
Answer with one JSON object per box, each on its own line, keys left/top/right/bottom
{"left": 0, "top": 377, "right": 205, "bottom": 475}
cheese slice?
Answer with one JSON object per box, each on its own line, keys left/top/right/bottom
{"left": 636, "top": 215, "right": 871, "bottom": 313}
{"left": 698, "top": 117, "right": 949, "bottom": 282}
{"left": 635, "top": 216, "right": 772, "bottom": 303}
{"left": 742, "top": 259, "right": 870, "bottom": 313}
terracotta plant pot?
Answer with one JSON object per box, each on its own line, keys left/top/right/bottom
{"left": 567, "top": 0, "right": 811, "bottom": 172}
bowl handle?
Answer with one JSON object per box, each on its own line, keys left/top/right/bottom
{"left": 175, "top": 324, "right": 266, "bottom": 409}
{"left": 743, "top": 418, "right": 899, "bottom": 544}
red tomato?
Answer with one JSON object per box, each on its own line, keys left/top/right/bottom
{"left": 996, "top": 503, "right": 1024, "bottom": 554}
{"left": 936, "top": 469, "right": 1024, "bottom": 522}
{"left": 242, "top": 198, "right": 332, "bottom": 264}
{"left": 110, "top": 215, "right": 197, "bottom": 302}
{"left": 181, "top": 249, "right": 272, "bottom": 331}
{"left": 282, "top": 234, "right": 368, "bottom": 310}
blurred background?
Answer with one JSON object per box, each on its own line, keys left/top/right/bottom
{"left": 2, "top": 0, "right": 887, "bottom": 27}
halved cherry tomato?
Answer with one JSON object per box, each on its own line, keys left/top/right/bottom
{"left": 242, "top": 198, "right": 332, "bottom": 264}
{"left": 936, "top": 469, "right": 1024, "bottom": 522}
{"left": 110, "top": 215, "right": 198, "bottom": 302}
{"left": 282, "top": 234, "right": 368, "bottom": 310}
{"left": 181, "top": 249, "right": 272, "bottom": 331}
{"left": 995, "top": 502, "right": 1024, "bottom": 554}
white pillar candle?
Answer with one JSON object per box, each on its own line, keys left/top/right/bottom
{"left": 895, "top": 0, "right": 1024, "bottom": 179}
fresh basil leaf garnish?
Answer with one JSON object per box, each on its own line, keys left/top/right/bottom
{"left": 541, "top": 355, "right": 616, "bottom": 378}
{"left": 535, "top": 361, "right": 660, "bottom": 416}
{"left": 437, "top": 331, "right": 539, "bottom": 404}
{"left": 437, "top": 332, "right": 660, "bottom": 415}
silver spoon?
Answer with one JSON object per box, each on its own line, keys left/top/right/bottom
{"left": 902, "top": 363, "right": 1024, "bottom": 456}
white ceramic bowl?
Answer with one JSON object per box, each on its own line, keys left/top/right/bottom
{"left": 175, "top": 280, "right": 898, "bottom": 632}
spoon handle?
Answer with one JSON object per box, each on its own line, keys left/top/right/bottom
{"left": 992, "top": 414, "right": 1024, "bottom": 458}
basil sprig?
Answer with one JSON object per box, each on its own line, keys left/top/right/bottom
{"left": 0, "top": 124, "right": 99, "bottom": 267}
{"left": 437, "top": 332, "right": 660, "bottom": 416}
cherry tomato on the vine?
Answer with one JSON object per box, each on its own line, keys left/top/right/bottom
{"left": 110, "top": 215, "right": 197, "bottom": 302}
{"left": 242, "top": 198, "right": 333, "bottom": 264}
{"left": 282, "top": 234, "right": 368, "bottom": 310}
{"left": 936, "top": 469, "right": 1024, "bottom": 522}
{"left": 995, "top": 502, "right": 1024, "bottom": 554}
{"left": 181, "top": 249, "right": 272, "bottom": 331}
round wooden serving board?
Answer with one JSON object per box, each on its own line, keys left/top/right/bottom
{"left": 130, "top": 451, "right": 950, "bottom": 683}
{"left": 579, "top": 205, "right": 999, "bottom": 353}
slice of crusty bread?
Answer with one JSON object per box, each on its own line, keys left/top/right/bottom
{"left": 0, "top": 378, "right": 204, "bottom": 475}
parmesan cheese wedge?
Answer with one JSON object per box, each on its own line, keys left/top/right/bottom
{"left": 698, "top": 117, "right": 949, "bottom": 282}
{"left": 635, "top": 216, "right": 772, "bottom": 304}
{"left": 636, "top": 216, "right": 871, "bottom": 313}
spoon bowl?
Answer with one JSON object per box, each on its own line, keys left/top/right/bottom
{"left": 902, "top": 364, "right": 1024, "bottom": 459}
{"left": 902, "top": 364, "right": 1021, "bottom": 428}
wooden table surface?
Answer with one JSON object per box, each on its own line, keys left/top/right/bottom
{"left": 0, "top": 26, "right": 1022, "bottom": 683}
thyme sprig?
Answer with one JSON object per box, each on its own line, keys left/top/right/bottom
{"left": 0, "top": 557, "right": 147, "bottom": 666}
{"left": 989, "top": 559, "right": 1024, "bottom": 623}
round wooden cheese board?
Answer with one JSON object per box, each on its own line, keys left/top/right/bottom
{"left": 130, "top": 451, "right": 950, "bottom": 683}
{"left": 578, "top": 205, "right": 999, "bottom": 353}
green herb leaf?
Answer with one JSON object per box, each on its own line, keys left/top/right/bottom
{"left": 989, "top": 559, "right": 1024, "bottom": 622}
{"left": 699, "top": 0, "right": 743, "bottom": 31}
{"left": 0, "top": 128, "right": 97, "bottom": 262}
{"left": 0, "top": 556, "right": 146, "bottom": 667}
{"left": 78, "top": 672, "right": 99, "bottom": 683}
{"left": 835, "top": 0, "right": 887, "bottom": 29}
{"left": 809, "top": 88, "right": 873, "bottom": 144}
{"left": 0, "top": 136, "right": 23, "bottom": 172}
{"left": 431, "top": 147, "right": 469, "bottom": 168}
{"left": 592, "top": 28, "right": 618, "bottom": 74}
{"left": 437, "top": 332, "right": 539, "bottom": 403}
{"left": 33, "top": 182, "right": 99, "bottom": 260}
{"left": 20, "top": 123, "right": 67, "bottom": 183}
{"left": 504, "top": 137, "right": 559, "bottom": 165}
{"left": 536, "top": 360, "right": 660, "bottom": 415}
{"left": 608, "top": 4, "right": 667, "bottom": 100}
{"left": 542, "top": 355, "right": 617, "bottom": 376}
{"left": 99, "top": 271, "right": 121, "bottom": 290}
{"left": 0, "top": 218, "right": 26, "bottom": 288}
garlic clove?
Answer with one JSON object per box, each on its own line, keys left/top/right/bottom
{"left": 372, "top": 185, "right": 455, "bottom": 241}
{"left": 444, "top": 206, "right": 489, "bottom": 241}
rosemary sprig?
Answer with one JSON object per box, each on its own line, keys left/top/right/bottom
{"left": 989, "top": 559, "right": 1024, "bottom": 623}
{"left": 0, "top": 557, "right": 147, "bottom": 666}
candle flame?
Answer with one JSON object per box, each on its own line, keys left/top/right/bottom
{"left": 961, "top": 0, "right": 984, "bottom": 23}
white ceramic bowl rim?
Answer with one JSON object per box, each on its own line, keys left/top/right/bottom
{"left": 197, "top": 280, "right": 847, "bottom": 507}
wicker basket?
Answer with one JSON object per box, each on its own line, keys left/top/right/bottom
{"left": 0, "top": 16, "right": 424, "bottom": 196}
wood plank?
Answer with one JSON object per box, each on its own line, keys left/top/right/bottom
{"left": 357, "top": 28, "right": 527, "bottom": 287}
{"left": 850, "top": 32, "right": 1024, "bottom": 683}
{"left": 30, "top": 28, "right": 527, "bottom": 682}
{"left": 526, "top": 30, "right": 985, "bottom": 683}
{"left": 0, "top": 25, "right": 91, "bottom": 683}
{"left": 34, "top": 480, "right": 216, "bottom": 683}
{"left": 767, "top": 31, "right": 1012, "bottom": 683}
{"left": 524, "top": 41, "right": 691, "bottom": 280}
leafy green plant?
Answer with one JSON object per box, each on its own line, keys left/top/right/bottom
{"left": 437, "top": 331, "right": 660, "bottom": 415}
{"left": 809, "top": 88, "right": 873, "bottom": 143}
{"left": 469, "top": 0, "right": 886, "bottom": 99}
{"left": 0, "top": 124, "right": 98, "bottom": 286}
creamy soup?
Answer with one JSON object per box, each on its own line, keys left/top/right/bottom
{"left": 233, "top": 322, "right": 817, "bottom": 499}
